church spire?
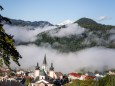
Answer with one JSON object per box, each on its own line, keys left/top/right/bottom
{"left": 35, "top": 62, "right": 40, "bottom": 70}
{"left": 50, "top": 63, "right": 54, "bottom": 71}
{"left": 42, "top": 54, "right": 47, "bottom": 74}
{"left": 43, "top": 54, "right": 47, "bottom": 65}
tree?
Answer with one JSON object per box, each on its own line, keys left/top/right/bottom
{"left": 25, "top": 78, "right": 31, "bottom": 86}
{"left": 0, "top": 5, "right": 22, "bottom": 68}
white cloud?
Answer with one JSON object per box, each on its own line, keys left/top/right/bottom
{"left": 50, "top": 23, "right": 85, "bottom": 37}
{"left": 4, "top": 23, "right": 115, "bottom": 74}
{"left": 108, "top": 29, "right": 115, "bottom": 41}
{"left": 10, "top": 44, "right": 115, "bottom": 73}
{"left": 3, "top": 25, "right": 56, "bottom": 42}
{"left": 97, "top": 16, "right": 109, "bottom": 21}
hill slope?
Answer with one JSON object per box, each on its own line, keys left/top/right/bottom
{"left": 17, "top": 18, "right": 115, "bottom": 52}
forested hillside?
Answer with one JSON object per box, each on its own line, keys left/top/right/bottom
{"left": 34, "top": 18, "right": 115, "bottom": 52}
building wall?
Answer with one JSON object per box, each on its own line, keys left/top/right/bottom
{"left": 109, "top": 71, "right": 115, "bottom": 75}
{"left": 49, "top": 71, "right": 56, "bottom": 79}
{"left": 34, "top": 70, "right": 39, "bottom": 78}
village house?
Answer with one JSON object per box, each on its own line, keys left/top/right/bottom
{"left": 108, "top": 69, "right": 115, "bottom": 75}
{"left": 68, "top": 72, "right": 96, "bottom": 81}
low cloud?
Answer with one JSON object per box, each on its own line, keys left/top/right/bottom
{"left": 4, "top": 23, "right": 115, "bottom": 73}
{"left": 3, "top": 24, "right": 56, "bottom": 42}
{"left": 50, "top": 23, "right": 85, "bottom": 37}
{"left": 4, "top": 23, "right": 85, "bottom": 41}
{"left": 108, "top": 29, "right": 115, "bottom": 41}
{"left": 97, "top": 16, "right": 109, "bottom": 21}
{"left": 10, "top": 44, "right": 115, "bottom": 73}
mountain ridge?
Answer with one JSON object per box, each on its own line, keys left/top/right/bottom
{"left": 7, "top": 19, "right": 54, "bottom": 27}
{"left": 9, "top": 17, "right": 115, "bottom": 52}
{"left": 34, "top": 18, "right": 115, "bottom": 52}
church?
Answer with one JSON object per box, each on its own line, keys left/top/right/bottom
{"left": 31, "top": 55, "right": 63, "bottom": 86}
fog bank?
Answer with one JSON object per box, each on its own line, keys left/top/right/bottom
{"left": 11, "top": 44, "right": 115, "bottom": 73}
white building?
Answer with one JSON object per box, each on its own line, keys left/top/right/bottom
{"left": 31, "top": 55, "right": 61, "bottom": 86}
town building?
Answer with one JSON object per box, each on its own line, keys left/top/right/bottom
{"left": 68, "top": 72, "right": 96, "bottom": 81}
{"left": 31, "top": 55, "right": 63, "bottom": 86}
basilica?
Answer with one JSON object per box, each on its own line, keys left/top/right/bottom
{"left": 31, "top": 55, "right": 63, "bottom": 86}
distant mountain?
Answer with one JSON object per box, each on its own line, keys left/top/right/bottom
{"left": 75, "top": 18, "right": 114, "bottom": 31}
{"left": 75, "top": 17, "right": 98, "bottom": 25}
{"left": 7, "top": 19, "right": 53, "bottom": 27}
{"left": 58, "top": 20, "right": 73, "bottom": 25}
{"left": 16, "top": 18, "right": 115, "bottom": 52}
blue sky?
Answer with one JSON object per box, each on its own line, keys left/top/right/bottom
{"left": 0, "top": 0, "right": 115, "bottom": 25}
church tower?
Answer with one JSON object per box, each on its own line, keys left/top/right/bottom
{"left": 49, "top": 63, "right": 57, "bottom": 79}
{"left": 50, "top": 63, "right": 54, "bottom": 71}
{"left": 42, "top": 54, "right": 47, "bottom": 74}
{"left": 34, "top": 62, "right": 40, "bottom": 78}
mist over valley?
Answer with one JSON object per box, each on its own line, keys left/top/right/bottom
{"left": 3, "top": 18, "right": 115, "bottom": 73}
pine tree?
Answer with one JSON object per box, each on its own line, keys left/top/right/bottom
{"left": 0, "top": 5, "right": 22, "bottom": 68}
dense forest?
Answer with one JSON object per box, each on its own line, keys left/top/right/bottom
{"left": 33, "top": 18, "right": 115, "bottom": 52}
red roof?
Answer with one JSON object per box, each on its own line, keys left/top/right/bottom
{"left": 69, "top": 73, "right": 81, "bottom": 78}
{"left": 23, "top": 76, "right": 33, "bottom": 79}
